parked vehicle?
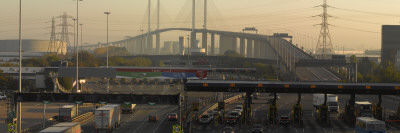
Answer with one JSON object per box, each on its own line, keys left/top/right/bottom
{"left": 59, "top": 105, "right": 77, "bottom": 122}
{"left": 94, "top": 104, "right": 121, "bottom": 133}
{"left": 39, "top": 122, "right": 82, "bottom": 133}
{"left": 313, "top": 94, "right": 339, "bottom": 113}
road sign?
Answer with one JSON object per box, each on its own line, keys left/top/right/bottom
{"left": 148, "top": 102, "right": 156, "bottom": 106}
{"left": 8, "top": 123, "right": 16, "bottom": 132}
{"left": 74, "top": 101, "right": 83, "bottom": 105}
{"left": 123, "top": 102, "right": 132, "bottom": 105}
{"left": 42, "top": 100, "right": 51, "bottom": 104}
{"left": 99, "top": 102, "right": 108, "bottom": 105}
{"left": 172, "top": 125, "right": 181, "bottom": 133}
{"left": 7, "top": 111, "right": 16, "bottom": 118}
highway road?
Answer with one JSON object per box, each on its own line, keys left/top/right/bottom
{"left": 0, "top": 101, "right": 94, "bottom": 133}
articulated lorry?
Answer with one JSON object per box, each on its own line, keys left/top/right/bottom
{"left": 313, "top": 94, "right": 339, "bottom": 113}
{"left": 95, "top": 104, "right": 121, "bottom": 133}
{"left": 39, "top": 122, "right": 82, "bottom": 133}
{"left": 59, "top": 105, "right": 77, "bottom": 122}
{"left": 121, "top": 103, "right": 136, "bottom": 114}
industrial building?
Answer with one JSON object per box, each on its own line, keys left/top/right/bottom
{"left": 0, "top": 39, "right": 66, "bottom": 63}
{"left": 381, "top": 25, "right": 400, "bottom": 68}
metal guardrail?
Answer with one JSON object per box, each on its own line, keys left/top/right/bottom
{"left": 21, "top": 112, "right": 94, "bottom": 133}
{"left": 21, "top": 120, "right": 58, "bottom": 133}
{"left": 72, "top": 112, "right": 94, "bottom": 125}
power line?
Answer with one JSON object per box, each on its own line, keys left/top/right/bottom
{"left": 331, "top": 6, "right": 400, "bottom": 17}
{"left": 333, "top": 25, "right": 380, "bottom": 34}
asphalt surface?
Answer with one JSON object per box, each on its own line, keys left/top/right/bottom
{"left": 6, "top": 81, "right": 400, "bottom": 133}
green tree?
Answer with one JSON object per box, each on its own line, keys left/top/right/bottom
{"left": 223, "top": 50, "right": 243, "bottom": 58}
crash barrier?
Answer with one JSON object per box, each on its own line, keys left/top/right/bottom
{"left": 21, "top": 119, "right": 58, "bottom": 133}
{"left": 72, "top": 112, "right": 94, "bottom": 125}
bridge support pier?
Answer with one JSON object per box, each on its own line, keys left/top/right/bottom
{"left": 210, "top": 33, "right": 215, "bottom": 55}
{"left": 254, "top": 40, "right": 260, "bottom": 58}
{"left": 179, "top": 36, "right": 185, "bottom": 55}
{"left": 146, "top": 35, "right": 153, "bottom": 55}
{"left": 156, "top": 33, "right": 160, "bottom": 55}
{"left": 239, "top": 38, "right": 245, "bottom": 56}
{"left": 202, "top": 32, "right": 207, "bottom": 55}
{"left": 246, "top": 39, "right": 253, "bottom": 58}
{"left": 190, "top": 31, "right": 196, "bottom": 48}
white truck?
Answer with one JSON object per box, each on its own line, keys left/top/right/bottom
{"left": 59, "top": 105, "right": 77, "bottom": 122}
{"left": 95, "top": 104, "right": 121, "bottom": 133}
{"left": 313, "top": 94, "right": 339, "bottom": 113}
{"left": 355, "top": 101, "right": 373, "bottom": 117}
{"left": 39, "top": 122, "right": 82, "bottom": 133}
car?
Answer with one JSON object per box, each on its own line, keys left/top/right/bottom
{"left": 229, "top": 111, "right": 241, "bottom": 119}
{"left": 222, "top": 126, "right": 234, "bottom": 133}
{"left": 279, "top": 115, "right": 290, "bottom": 126}
{"left": 251, "top": 124, "right": 264, "bottom": 133}
{"left": 168, "top": 113, "right": 178, "bottom": 121}
{"left": 148, "top": 114, "right": 159, "bottom": 122}
{"left": 0, "top": 94, "right": 6, "bottom": 100}
{"left": 234, "top": 105, "right": 243, "bottom": 112}
{"left": 207, "top": 113, "right": 214, "bottom": 120}
{"left": 225, "top": 115, "right": 237, "bottom": 125}
{"left": 212, "top": 109, "right": 220, "bottom": 117}
{"left": 199, "top": 114, "right": 213, "bottom": 124}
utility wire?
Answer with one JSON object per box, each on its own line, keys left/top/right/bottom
{"left": 331, "top": 6, "right": 400, "bottom": 17}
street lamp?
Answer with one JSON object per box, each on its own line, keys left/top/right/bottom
{"left": 104, "top": 11, "right": 111, "bottom": 93}
{"left": 75, "top": 0, "right": 83, "bottom": 93}
{"left": 140, "top": 29, "right": 143, "bottom": 55}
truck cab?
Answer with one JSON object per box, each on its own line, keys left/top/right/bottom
{"left": 355, "top": 101, "right": 373, "bottom": 117}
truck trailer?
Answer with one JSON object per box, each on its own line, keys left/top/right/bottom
{"left": 313, "top": 94, "right": 339, "bottom": 113}
{"left": 59, "top": 105, "right": 77, "bottom": 122}
{"left": 95, "top": 104, "right": 121, "bottom": 133}
{"left": 39, "top": 122, "right": 82, "bottom": 133}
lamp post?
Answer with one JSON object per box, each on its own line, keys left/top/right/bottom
{"left": 104, "top": 11, "right": 111, "bottom": 93}
{"left": 140, "top": 29, "right": 144, "bottom": 55}
{"left": 75, "top": 0, "right": 83, "bottom": 93}
{"left": 18, "top": 0, "right": 22, "bottom": 132}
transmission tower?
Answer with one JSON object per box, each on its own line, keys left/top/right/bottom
{"left": 47, "top": 16, "right": 59, "bottom": 54}
{"left": 314, "top": 0, "right": 333, "bottom": 59}
{"left": 57, "top": 12, "right": 73, "bottom": 56}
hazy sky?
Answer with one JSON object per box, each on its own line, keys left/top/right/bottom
{"left": 1, "top": 0, "right": 400, "bottom": 51}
